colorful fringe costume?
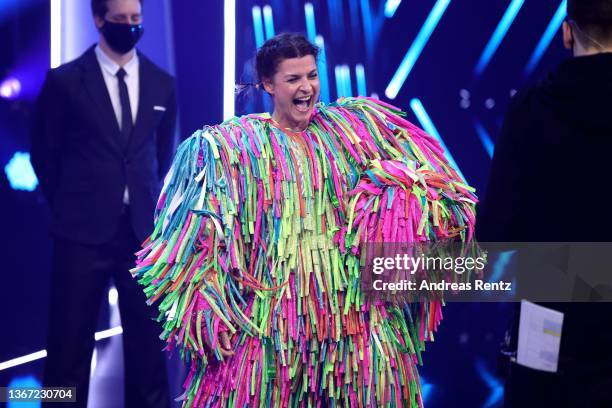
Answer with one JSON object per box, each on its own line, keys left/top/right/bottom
{"left": 131, "top": 97, "right": 477, "bottom": 407}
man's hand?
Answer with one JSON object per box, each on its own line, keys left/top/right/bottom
{"left": 218, "top": 331, "right": 235, "bottom": 357}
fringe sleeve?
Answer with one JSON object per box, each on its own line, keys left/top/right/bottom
{"left": 326, "top": 97, "right": 478, "bottom": 348}
{"left": 131, "top": 127, "right": 256, "bottom": 366}
{"left": 327, "top": 97, "right": 477, "bottom": 244}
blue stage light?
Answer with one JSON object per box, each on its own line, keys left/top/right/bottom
{"left": 474, "top": 121, "right": 495, "bottom": 158}
{"left": 488, "top": 250, "right": 516, "bottom": 284}
{"left": 0, "top": 77, "right": 21, "bottom": 100}
{"left": 314, "top": 35, "right": 331, "bottom": 103}
{"left": 348, "top": 0, "right": 360, "bottom": 34}
{"left": 410, "top": 98, "right": 466, "bottom": 182}
{"left": 263, "top": 5, "right": 275, "bottom": 40}
{"left": 474, "top": 0, "right": 525, "bottom": 76}
{"left": 327, "top": 0, "right": 345, "bottom": 39}
{"left": 342, "top": 65, "right": 352, "bottom": 97}
{"left": 304, "top": 3, "right": 316, "bottom": 43}
{"left": 334, "top": 65, "right": 343, "bottom": 98}
{"left": 5, "top": 152, "right": 39, "bottom": 192}
{"left": 524, "top": 1, "right": 567, "bottom": 76}
{"left": 360, "top": 0, "right": 374, "bottom": 56}
{"left": 251, "top": 6, "right": 265, "bottom": 48}
{"left": 355, "top": 64, "right": 367, "bottom": 97}
{"left": 385, "top": 0, "right": 451, "bottom": 99}
{"left": 475, "top": 359, "right": 504, "bottom": 408}
{"left": 7, "top": 376, "right": 41, "bottom": 408}
{"left": 420, "top": 376, "right": 434, "bottom": 404}
{"left": 384, "top": 0, "right": 402, "bottom": 18}
{"left": 339, "top": 65, "right": 350, "bottom": 97}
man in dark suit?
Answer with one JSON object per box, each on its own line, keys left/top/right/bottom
{"left": 477, "top": 0, "right": 612, "bottom": 406}
{"left": 31, "top": 0, "right": 176, "bottom": 406}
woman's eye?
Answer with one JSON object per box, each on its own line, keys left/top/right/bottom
{"left": 288, "top": 78, "right": 298, "bottom": 83}
{"left": 309, "top": 73, "right": 318, "bottom": 78}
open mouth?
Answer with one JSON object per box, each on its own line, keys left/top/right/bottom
{"left": 292, "top": 95, "right": 313, "bottom": 113}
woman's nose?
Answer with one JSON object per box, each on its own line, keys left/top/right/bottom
{"left": 300, "top": 79, "right": 313, "bottom": 92}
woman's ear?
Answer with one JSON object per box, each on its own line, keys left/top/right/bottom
{"left": 262, "top": 79, "right": 274, "bottom": 95}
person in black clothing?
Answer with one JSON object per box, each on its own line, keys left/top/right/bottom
{"left": 477, "top": 0, "right": 612, "bottom": 406}
{"left": 31, "top": 0, "right": 176, "bottom": 406}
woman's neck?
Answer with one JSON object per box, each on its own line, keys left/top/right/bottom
{"left": 271, "top": 111, "right": 308, "bottom": 132}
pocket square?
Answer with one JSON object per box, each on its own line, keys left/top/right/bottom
{"left": 153, "top": 105, "right": 166, "bottom": 112}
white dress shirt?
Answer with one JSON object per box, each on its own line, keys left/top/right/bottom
{"left": 95, "top": 45, "right": 140, "bottom": 205}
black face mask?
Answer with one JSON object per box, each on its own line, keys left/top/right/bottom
{"left": 100, "top": 20, "right": 144, "bottom": 55}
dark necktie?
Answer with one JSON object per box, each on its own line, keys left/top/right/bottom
{"left": 116, "top": 68, "right": 132, "bottom": 148}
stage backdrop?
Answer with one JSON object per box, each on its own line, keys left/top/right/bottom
{"left": 1, "top": 1, "right": 571, "bottom": 407}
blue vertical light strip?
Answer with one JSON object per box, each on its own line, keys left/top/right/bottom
{"left": 474, "top": 121, "right": 495, "bottom": 158}
{"left": 343, "top": 65, "right": 353, "bottom": 97}
{"left": 410, "top": 98, "right": 466, "bottom": 182}
{"left": 474, "top": 0, "right": 525, "bottom": 76}
{"left": 384, "top": 0, "right": 402, "bottom": 18}
{"left": 252, "top": 6, "right": 265, "bottom": 48}
{"left": 304, "top": 3, "right": 316, "bottom": 43}
{"left": 50, "top": 0, "right": 61, "bottom": 67}
{"left": 263, "top": 5, "right": 275, "bottom": 40}
{"left": 385, "top": 0, "right": 451, "bottom": 99}
{"left": 315, "top": 35, "right": 331, "bottom": 103}
{"left": 348, "top": 0, "right": 360, "bottom": 37}
{"left": 355, "top": 64, "right": 367, "bottom": 96}
{"left": 524, "top": 1, "right": 567, "bottom": 76}
{"left": 334, "top": 65, "right": 343, "bottom": 98}
{"left": 327, "top": 0, "right": 345, "bottom": 40}
{"left": 224, "top": 0, "right": 236, "bottom": 120}
{"left": 360, "top": 0, "right": 374, "bottom": 57}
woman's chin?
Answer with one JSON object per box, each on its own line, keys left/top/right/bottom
{"left": 291, "top": 107, "right": 313, "bottom": 123}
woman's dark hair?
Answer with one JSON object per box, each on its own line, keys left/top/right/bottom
{"left": 255, "top": 33, "right": 319, "bottom": 83}
{"left": 568, "top": 0, "right": 612, "bottom": 44}
{"left": 91, "top": 0, "right": 144, "bottom": 19}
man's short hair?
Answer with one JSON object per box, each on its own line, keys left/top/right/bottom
{"left": 568, "top": 0, "right": 612, "bottom": 45}
{"left": 91, "top": 0, "right": 144, "bottom": 19}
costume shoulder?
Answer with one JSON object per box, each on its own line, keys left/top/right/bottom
{"left": 315, "top": 97, "right": 477, "bottom": 243}
{"left": 315, "top": 96, "right": 469, "bottom": 188}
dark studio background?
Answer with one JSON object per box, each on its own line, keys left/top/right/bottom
{"left": 0, "top": 1, "right": 569, "bottom": 407}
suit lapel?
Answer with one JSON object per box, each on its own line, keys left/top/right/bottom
{"left": 81, "top": 46, "right": 125, "bottom": 155}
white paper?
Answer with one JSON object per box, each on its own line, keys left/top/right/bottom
{"left": 516, "top": 300, "right": 564, "bottom": 373}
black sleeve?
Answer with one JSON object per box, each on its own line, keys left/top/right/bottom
{"left": 156, "top": 78, "right": 178, "bottom": 182}
{"left": 30, "top": 69, "right": 67, "bottom": 205}
{"left": 476, "top": 92, "right": 531, "bottom": 242}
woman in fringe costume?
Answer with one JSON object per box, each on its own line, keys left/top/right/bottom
{"left": 132, "top": 33, "right": 477, "bottom": 407}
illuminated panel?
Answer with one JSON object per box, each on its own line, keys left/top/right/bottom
{"left": 263, "top": 5, "right": 275, "bottom": 40}
{"left": 524, "top": 1, "right": 567, "bottom": 75}
{"left": 385, "top": 0, "right": 451, "bottom": 99}
{"left": 252, "top": 6, "right": 265, "bottom": 48}
{"left": 410, "top": 98, "right": 466, "bottom": 182}
{"left": 474, "top": 0, "right": 525, "bottom": 76}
